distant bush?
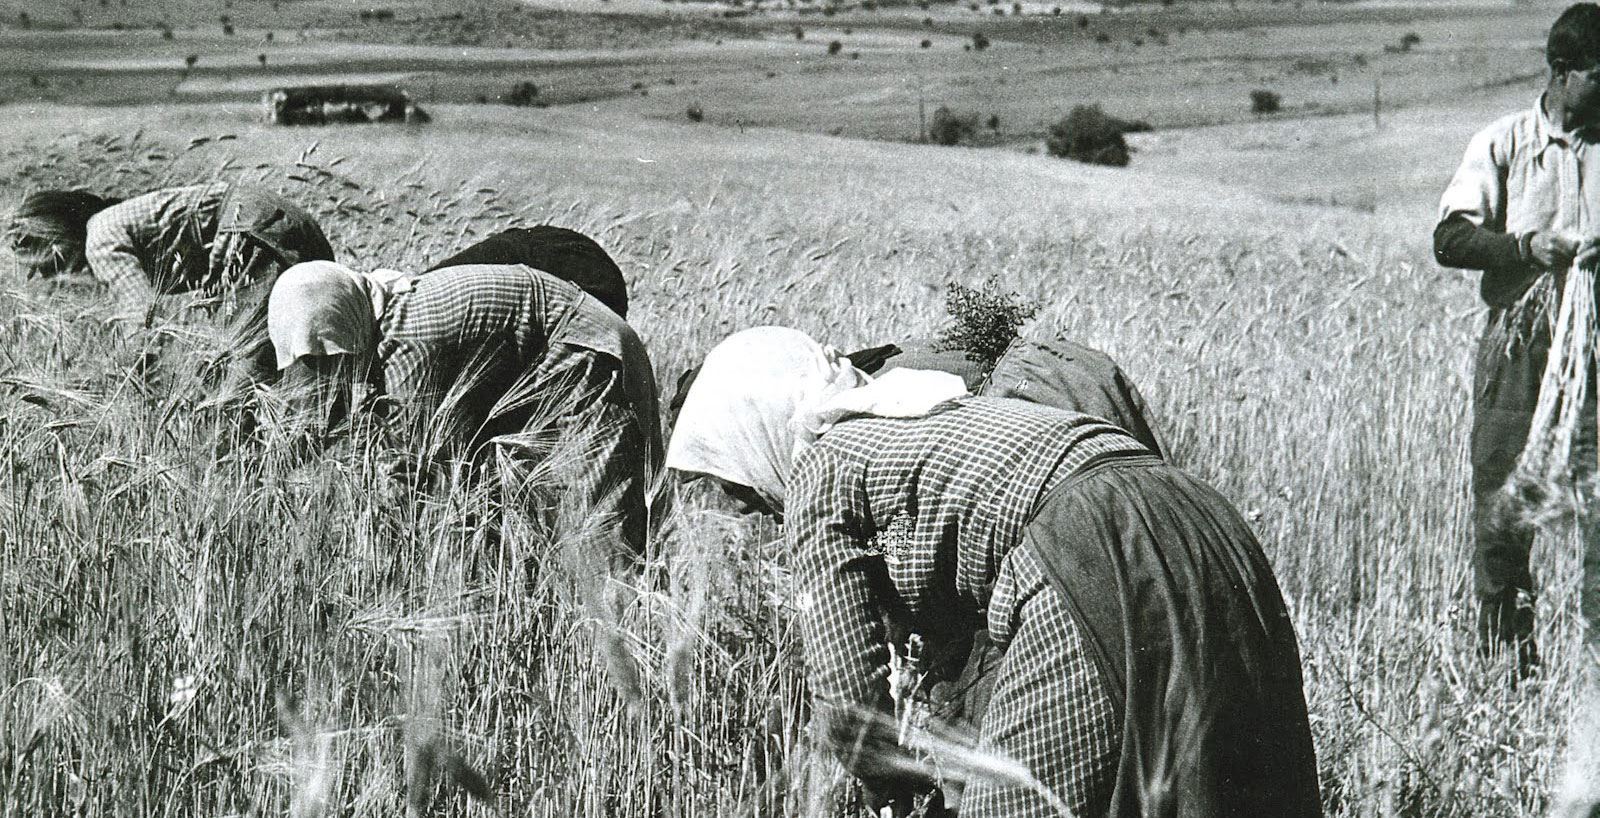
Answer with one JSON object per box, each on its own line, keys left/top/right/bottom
{"left": 686, "top": 103, "right": 705, "bottom": 122}
{"left": 850, "top": 51, "right": 860, "bottom": 59}
{"left": 792, "top": 25, "right": 804, "bottom": 39}
{"left": 1045, "top": 104, "right": 1135, "bottom": 166}
{"left": 1093, "top": 31, "right": 1110, "bottom": 43}
{"left": 1250, "top": 88, "right": 1281, "bottom": 115}
{"left": 923, "top": 16, "right": 934, "bottom": 26}
{"left": 928, "top": 105, "right": 979, "bottom": 145}
{"left": 160, "top": 26, "right": 174, "bottom": 39}
{"left": 1012, "top": 2, "right": 1022, "bottom": 12}
{"left": 971, "top": 31, "right": 990, "bottom": 50}
{"left": 503, "top": 81, "right": 540, "bottom": 106}
{"left": 257, "top": 53, "right": 267, "bottom": 66}
{"left": 827, "top": 40, "right": 842, "bottom": 54}
{"left": 222, "top": 23, "right": 235, "bottom": 35}
{"left": 358, "top": 8, "right": 395, "bottom": 21}
{"left": 986, "top": 113, "right": 999, "bottom": 130}
{"left": 920, "top": 38, "right": 932, "bottom": 48}
{"left": 1076, "top": 14, "right": 1089, "bottom": 27}
{"left": 1399, "top": 31, "right": 1421, "bottom": 51}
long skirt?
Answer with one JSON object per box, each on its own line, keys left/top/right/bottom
{"left": 952, "top": 456, "right": 1320, "bottom": 817}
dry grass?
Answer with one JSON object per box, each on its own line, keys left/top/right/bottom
{"left": 0, "top": 111, "right": 1593, "bottom": 817}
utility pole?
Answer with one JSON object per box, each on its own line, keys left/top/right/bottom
{"left": 1373, "top": 72, "right": 1382, "bottom": 129}
{"left": 918, "top": 76, "right": 927, "bottom": 143}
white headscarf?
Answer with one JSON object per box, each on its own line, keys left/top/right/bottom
{"left": 665, "top": 326, "right": 969, "bottom": 508}
{"left": 266, "top": 261, "right": 411, "bottom": 370}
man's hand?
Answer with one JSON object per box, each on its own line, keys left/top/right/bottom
{"left": 1578, "top": 236, "right": 1600, "bottom": 269}
{"left": 1527, "top": 230, "right": 1584, "bottom": 270}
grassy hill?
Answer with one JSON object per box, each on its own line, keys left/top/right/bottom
{"left": 1, "top": 92, "right": 1594, "bottom": 815}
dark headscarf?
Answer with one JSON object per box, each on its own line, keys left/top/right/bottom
{"left": 426, "top": 226, "right": 629, "bottom": 318}
{"left": 9, "top": 190, "right": 120, "bottom": 243}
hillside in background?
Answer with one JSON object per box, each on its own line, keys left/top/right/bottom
{"left": 3, "top": 2, "right": 1596, "bottom": 815}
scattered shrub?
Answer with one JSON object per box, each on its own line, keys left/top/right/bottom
{"left": 184, "top": 54, "right": 199, "bottom": 70}
{"left": 827, "top": 39, "right": 842, "bottom": 54}
{"left": 1250, "top": 88, "right": 1281, "bottom": 115}
{"left": 986, "top": 113, "right": 999, "bottom": 130}
{"left": 222, "top": 23, "right": 234, "bottom": 35}
{"left": 792, "top": 25, "right": 804, "bottom": 39}
{"left": 503, "top": 81, "right": 540, "bottom": 106}
{"left": 971, "top": 31, "right": 990, "bottom": 50}
{"left": 928, "top": 105, "right": 979, "bottom": 145}
{"left": 160, "top": 26, "right": 174, "bottom": 39}
{"left": 1398, "top": 31, "right": 1421, "bottom": 51}
{"left": 923, "top": 16, "right": 934, "bottom": 26}
{"left": 921, "top": 38, "right": 932, "bottom": 48}
{"left": 1045, "top": 104, "right": 1135, "bottom": 166}
{"left": 257, "top": 53, "right": 267, "bottom": 66}
{"left": 685, "top": 103, "right": 705, "bottom": 122}
{"left": 1094, "top": 31, "right": 1110, "bottom": 43}
{"left": 1012, "top": 1, "right": 1022, "bottom": 12}
{"left": 358, "top": 8, "right": 395, "bottom": 21}
{"left": 850, "top": 50, "right": 860, "bottom": 59}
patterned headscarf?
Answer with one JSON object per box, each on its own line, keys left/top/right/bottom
{"left": 665, "top": 326, "right": 969, "bottom": 507}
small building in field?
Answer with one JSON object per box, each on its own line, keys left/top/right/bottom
{"left": 262, "top": 84, "right": 430, "bottom": 125}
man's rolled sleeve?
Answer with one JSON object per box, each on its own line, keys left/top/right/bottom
{"left": 1438, "top": 125, "right": 1508, "bottom": 232}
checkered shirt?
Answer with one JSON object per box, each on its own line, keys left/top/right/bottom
{"left": 965, "top": 545, "right": 1120, "bottom": 816}
{"left": 787, "top": 397, "right": 1148, "bottom": 780}
{"left": 84, "top": 183, "right": 228, "bottom": 309}
{"left": 375, "top": 263, "right": 660, "bottom": 558}
{"left": 377, "top": 264, "right": 573, "bottom": 408}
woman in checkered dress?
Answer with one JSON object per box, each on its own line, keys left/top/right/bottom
{"left": 263, "top": 260, "right": 662, "bottom": 565}
{"left": 667, "top": 326, "right": 1319, "bottom": 817}
{"left": 8, "top": 184, "right": 334, "bottom": 388}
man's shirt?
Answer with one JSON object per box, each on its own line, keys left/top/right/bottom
{"left": 1437, "top": 95, "right": 1600, "bottom": 307}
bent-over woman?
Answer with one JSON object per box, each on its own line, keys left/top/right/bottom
{"left": 265, "top": 260, "right": 662, "bottom": 562}
{"left": 666, "top": 326, "right": 1318, "bottom": 817}
{"left": 9, "top": 183, "right": 334, "bottom": 386}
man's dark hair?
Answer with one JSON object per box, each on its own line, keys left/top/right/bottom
{"left": 1548, "top": 3, "right": 1600, "bottom": 71}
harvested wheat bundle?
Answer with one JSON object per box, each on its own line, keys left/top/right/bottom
{"left": 1508, "top": 261, "right": 1600, "bottom": 526}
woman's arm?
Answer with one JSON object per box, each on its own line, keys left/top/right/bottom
{"left": 789, "top": 450, "right": 933, "bottom": 805}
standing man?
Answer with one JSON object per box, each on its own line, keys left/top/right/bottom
{"left": 1434, "top": 3, "right": 1600, "bottom": 676}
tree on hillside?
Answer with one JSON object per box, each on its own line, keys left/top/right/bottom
{"left": 1045, "top": 104, "right": 1133, "bottom": 166}
{"left": 1250, "top": 88, "right": 1281, "bottom": 115}
{"left": 928, "top": 106, "right": 978, "bottom": 145}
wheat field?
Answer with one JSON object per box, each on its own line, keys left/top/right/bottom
{"left": 0, "top": 102, "right": 1593, "bottom": 817}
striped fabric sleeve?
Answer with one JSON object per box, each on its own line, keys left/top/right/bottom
{"left": 788, "top": 448, "right": 906, "bottom": 784}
